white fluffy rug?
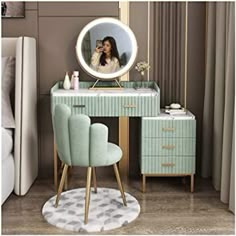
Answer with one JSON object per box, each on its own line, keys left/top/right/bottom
{"left": 42, "top": 187, "right": 140, "bottom": 232}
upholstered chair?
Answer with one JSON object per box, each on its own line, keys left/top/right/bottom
{"left": 52, "top": 104, "right": 127, "bottom": 224}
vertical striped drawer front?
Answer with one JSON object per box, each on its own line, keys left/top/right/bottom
{"left": 141, "top": 138, "right": 196, "bottom": 156}
{"left": 52, "top": 94, "right": 160, "bottom": 117}
{"left": 142, "top": 119, "right": 196, "bottom": 138}
{"left": 52, "top": 95, "right": 99, "bottom": 116}
{"left": 50, "top": 81, "right": 161, "bottom": 117}
{"left": 140, "top": 156, "right": 195, "bottom": 174}
{"left": 140, "top": 113, "right": 196, "bottom": 175}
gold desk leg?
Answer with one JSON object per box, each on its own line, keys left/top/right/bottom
{"left": 54, "top": 141, "right": 58, "bottom": 191}
{"left": 142, "top": 174, "right": 146, "bottom": 193}
{"left": 191, "top": 174, "right": 194, "bottom": 193}
{"left": 119, "top": 117, "right": 129, "bottom": 181}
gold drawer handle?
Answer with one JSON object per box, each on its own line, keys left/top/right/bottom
{"left": 161, "top": 163, "right": 175, "bottom": 167}
{"left": 124, "top": 104, "right": 136, "bottom": 108}
{"left": 162, "top": 145, "right": 175, "bottom": 149}
{"left": 162, "top": 127, "right": 175, "bottom": 132}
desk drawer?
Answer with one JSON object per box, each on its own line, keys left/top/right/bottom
{"left": 52, "top": 96, "right": 99, "bottom": 116}
{"left": 142, "top": 119, "right": 196, "bottom": 138}
{"left": 97, "top": 96, "right": 159, "bottom": 117}
{"left": 52, "top": 95, "right": 160, "bottom": 117}
{"left": 140, "top": 156, "right": 195, "bottom": 174}
{"left": 142, "top": 138, "right": 195, "bottom": 156}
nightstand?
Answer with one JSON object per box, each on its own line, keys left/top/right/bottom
{"left": 140, "top": 110, "right": 196, "bottom": 192}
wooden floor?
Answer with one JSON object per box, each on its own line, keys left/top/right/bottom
{"left": 2, "top": 175, "right": 235, "bottom": 235}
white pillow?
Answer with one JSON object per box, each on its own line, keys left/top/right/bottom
{"left": 1, "top": 57, "right": 15, "bottom": 128}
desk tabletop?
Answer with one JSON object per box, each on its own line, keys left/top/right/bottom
{"left": 52, "top": 88, "right": 158, "bottom": 97}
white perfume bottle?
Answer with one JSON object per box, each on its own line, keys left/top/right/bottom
{"left": 63, "top": 72, "right": 71, "bottom": 90}
{"left": 73, "top": 71, "right": 79, "bottom": 90}
{"left": 70, "top": 74, "right": 74, "bottom": 89}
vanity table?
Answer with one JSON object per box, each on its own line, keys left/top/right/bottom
{"left": 51, "top": 81, "right": 160, "bottom": 188}
{"left": 51, "top": 81, "right": 196, "bottom": 192}
{"left": 51, "top": 17, "right": 196, "bottom": 193}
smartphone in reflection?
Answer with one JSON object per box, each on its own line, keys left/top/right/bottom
{"left": 96, "top": 40, "right": 103, "bottom": 49}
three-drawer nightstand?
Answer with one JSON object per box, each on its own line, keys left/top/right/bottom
{"left": 140, "top": 110, "right": 196, "bottom": 192}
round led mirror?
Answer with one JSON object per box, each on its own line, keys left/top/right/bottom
{"left": 76, "top": 17, "right": 138, "bottom": 80}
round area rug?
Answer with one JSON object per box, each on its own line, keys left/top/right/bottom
{"left": 42, "top": 188, "right": 140, "bottom": 232}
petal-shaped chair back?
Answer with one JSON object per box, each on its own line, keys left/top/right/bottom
{"left": 53, "top": 104, "right": 91, "bottom": 166}
{"left": 53, "top": 104, "right": 72, "bottom": 165}
{"left": 53, "top": 104, "right": 108, "bottom": 166}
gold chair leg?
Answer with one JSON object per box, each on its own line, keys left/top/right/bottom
{"left": 92, "top": 167, "right": 97, "bottom": 193}
{"left": 64, "top": 169, "right": 68, "bottom": 190}
{"left": 85, "top": 167, "right": 92, "bottom": 224}
{"left": 55, "top": 164, "right": 68, "bottom": 207}
{"left": 113, "top": 163, "right": 127, "bottom": 206}
{"left": 54, "top": 142, "right": 58, "bottom": 191}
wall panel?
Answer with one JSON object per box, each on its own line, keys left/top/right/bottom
{"left": 2, "top": 10, "right": 38, "bottom": 38}
{"left": 38, "top": 2, "right": 119, "bottom": 17}
{"left": 25, "top": 2, "right": 38, "bottom": 10}
{"left": 39, "top": 16, "right": 96, "bottom": 94}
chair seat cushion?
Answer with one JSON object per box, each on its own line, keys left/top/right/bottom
{"left": 105, "top": 143, "right": 122, "bottom": 166}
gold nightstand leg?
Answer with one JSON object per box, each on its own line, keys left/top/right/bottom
{"left": 191, "top": 174, "right": 194, "bottom": 193}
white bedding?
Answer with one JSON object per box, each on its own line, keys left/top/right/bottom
{"left": 1, "top": 153, "right": 14, "bottom": 204}
{"left": 1, "top": 127, "right": 13, "bottom": 161}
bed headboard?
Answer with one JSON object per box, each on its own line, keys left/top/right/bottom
{"left": 2, "top": 37, "right": 38, "bottom": 196}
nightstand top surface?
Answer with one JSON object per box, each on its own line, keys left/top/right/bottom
{"left": 143, "top": 109, "right": 195, "bottom": 120}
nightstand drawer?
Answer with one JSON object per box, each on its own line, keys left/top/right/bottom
{"left": 140, "top": 156, "right": 195, "bottom": 174}
{"left": 142, "top": 119, "right": 196, "bottom": 138}
{"left": 142, "top": 138, "right": 196, "bottom": 156}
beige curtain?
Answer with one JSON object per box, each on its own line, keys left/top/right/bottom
{"left": 153, "top": 2, "right": 186, "bottom": 107}
{"left": 201, "top": 2, "right": 235, "bottom": 213}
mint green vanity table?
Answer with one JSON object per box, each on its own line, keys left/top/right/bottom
{"left": 140, "top": 110, "right": 196, "bottom": 192}
{"left": 51, "top": 81, "right": 160, "bottom": 188}
{"left": 51, "top": 81, "right": 196, "bottom": 193}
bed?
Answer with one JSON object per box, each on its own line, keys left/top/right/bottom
{"left": 1, "top": 37, "right": 38, "bottom": 203}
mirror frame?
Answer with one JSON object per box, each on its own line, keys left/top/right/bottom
{"left": 76, "top": 17, "right": 138, "bottom": 80}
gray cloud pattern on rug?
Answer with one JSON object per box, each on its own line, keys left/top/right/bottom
{"left": 42, "top": 187, "right": 140, "bottom": 232}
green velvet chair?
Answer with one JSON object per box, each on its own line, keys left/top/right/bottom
{"left": 52, "top": 104, "right": 127, "bottom": 224}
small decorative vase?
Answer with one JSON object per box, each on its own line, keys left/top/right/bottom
{"left": 63, "top": 72, "right": 71, "bottom": 90}
{"left": 140, "top": 71, "right": 145, "bottom": 88}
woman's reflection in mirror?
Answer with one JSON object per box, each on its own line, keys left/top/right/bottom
{"left": 91, "top": 36, "right": 121, "bottom": 73}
